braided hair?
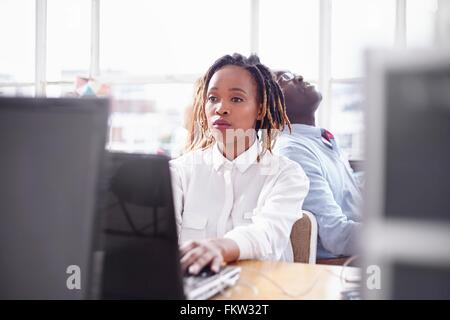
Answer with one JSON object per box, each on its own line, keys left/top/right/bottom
{"left": 186, "top": 53, "right": 291, "bottom": 159}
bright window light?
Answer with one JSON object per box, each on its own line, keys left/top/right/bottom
{"left": 47, "top": 0, "right": 91, "bottom": 81}
{"left": 100, "top": 0, "right": 251, "bottom": 76}
{"left": 0, "top": 0, "right": 35, "bottom": 83}
{"left": 259, "top": 0, "right": 319, "bottom": 80}
{"left": 407, "top": 0, "right": 438, "bottom": 47}
{"left": 331, "top": 0, "right": 396, "bottom": 79}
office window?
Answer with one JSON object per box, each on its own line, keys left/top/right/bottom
{"left": 1, "top": 0, "right": 443, "bottom": 160}
{"left": 330, "top": 83, "right": 364, "bottom": 159}
{"left": 0, "top": 0, "right": 35, "bottom": 85}
{"left": 100, "top": 0, "right": 251, "bottom": 76}
{"left": 107, "top": 82, "right": 196, "bottom": 157}
{"left": 259, "top": 0, "right": 319, "bottom": 80}
{"left": 328, "top": 0, "right": 395, "bottom": 159}
{"left": 46, "top": 84, "right": 75, "bottom": 98}
{"left": 331, "top": 0, "right": 396, "bottom": 79}
{"left": 100, "top": 0, "right": 251, "bottom": 156}
{"left": 0, "top": 86, "right": 35, "bottom": 97}
{"left": 47, "top": 0, "right": 91, "bottom": 82}
{"left": 407, "top": 0, "right": 438, "bottom": 47}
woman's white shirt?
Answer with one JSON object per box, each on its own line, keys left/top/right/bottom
{"left": 169, "top": 141, "right": 309, "bottom": 262}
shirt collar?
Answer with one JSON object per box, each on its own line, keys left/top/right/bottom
{"left": 212, "top": 139, "right": 259, "bottom": 173}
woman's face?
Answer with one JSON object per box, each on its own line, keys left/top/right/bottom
{"left": 205, "top": 65, "right": 261, "bottom": 146}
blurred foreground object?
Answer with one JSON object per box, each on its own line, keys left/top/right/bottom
{"left": 363, "top": 48, "right": 450, "bottom": 299}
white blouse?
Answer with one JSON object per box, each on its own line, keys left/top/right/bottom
{"left": 169, "top": 140, "right": 309, "bottom": 261}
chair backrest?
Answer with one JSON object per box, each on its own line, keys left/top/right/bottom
{"left": 290, "top": 210, "right": 318, "bottom": 264}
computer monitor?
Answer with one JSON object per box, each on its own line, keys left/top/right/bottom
{"left": 363, "top": 48, "right": 450, "bottom": 299}
{"left": 98, "top": 151, "right": 185, "bottom": 299}
{"left": 0, "top": 97, "right": 109, "bottom": 299}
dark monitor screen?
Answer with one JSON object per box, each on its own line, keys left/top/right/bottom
{"left": 0, "top": 97, "right": 109, "bottom": 299}
{"left": 384, "top": 67, "right": 450, "bottom": 222}
{"left": 98, "top": 152, "right": 184, "bottom": 299}
{"left": 392, "top": 262, "right": 450, "bottom": 299}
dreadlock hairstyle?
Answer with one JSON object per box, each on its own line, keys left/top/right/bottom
{"left": 186, "top": 53, "right": 291, "bottom": 160}
{"left": 183, "top": 77, "right": 204, "bottom": 153}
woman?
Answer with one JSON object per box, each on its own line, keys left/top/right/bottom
{"left": 170, "top": 53, "right": 309, "bottom": 275}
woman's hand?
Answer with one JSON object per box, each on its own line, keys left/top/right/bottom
{"left": 180, "top": 238, "right": 240, "bottom": 275}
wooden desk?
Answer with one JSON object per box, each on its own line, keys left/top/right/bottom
{"left": 214, "top": 260, "right": 361, "bottom": 300}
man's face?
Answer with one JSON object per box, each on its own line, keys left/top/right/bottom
{"left": 274, "top": 70, "right": 322, "bottom": 110}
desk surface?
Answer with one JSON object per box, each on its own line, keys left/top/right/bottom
{"left": 214, "top": 260, "right": 361, "bottom": 300}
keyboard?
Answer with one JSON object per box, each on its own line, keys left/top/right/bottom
{"left": 183, "top": 265, "right": 241, "bottom": 300}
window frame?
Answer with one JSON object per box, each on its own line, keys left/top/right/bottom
{"left": 0, "top": 0, "right": 423, "bottom": 158}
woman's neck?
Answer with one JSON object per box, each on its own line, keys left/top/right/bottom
{"left": 217, "top": 135, "right": 256, "bottom": 161}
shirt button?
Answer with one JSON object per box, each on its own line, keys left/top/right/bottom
{"left": 224, "top": 162, "right": 233, "bottom": 171}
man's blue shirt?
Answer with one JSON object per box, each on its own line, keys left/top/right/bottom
{"left": 275, "top": 124, "right": 363, "bottom": 259}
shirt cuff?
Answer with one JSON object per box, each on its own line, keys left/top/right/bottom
{"left": 224, "top": 228, "right": 254, "bottom": 260}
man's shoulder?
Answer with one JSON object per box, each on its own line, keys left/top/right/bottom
{"left": 278, "top": 131, "right": 319, "bottom": 148}
{"left": 264, "top": 150, "right": 308, "bottom": 179}
{"left": 268, "top": 150, "right": 302, "bottom": 168}
{"left": 276, "top": 133, "right": 323, "bottom": 160}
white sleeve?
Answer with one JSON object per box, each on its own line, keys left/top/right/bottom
{"left": 169, "top": 159, "right": 184, "bottom": 236}
{"left": 224, "top": 160, "right": 310, "bottom": 260}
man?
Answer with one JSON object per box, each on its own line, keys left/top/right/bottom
{"left": 274, "top": 70, "right": 362, "bottom": 263}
